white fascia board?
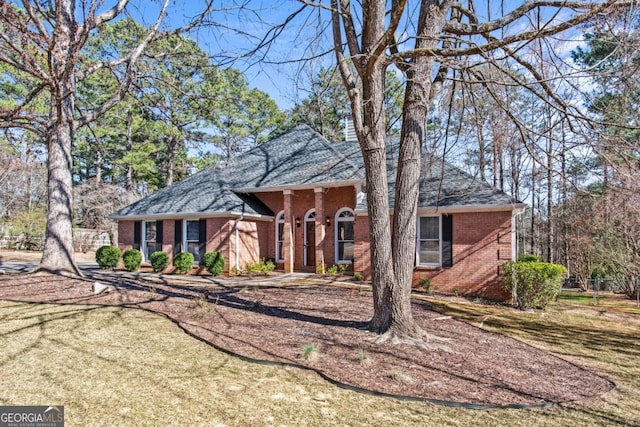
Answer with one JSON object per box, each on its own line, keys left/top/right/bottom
{"left": 110, "top": 211, "right": 275, "bottom": 222}
{"left": 233, "top": 179, "right": 364, "bottom": 193}
{"left": 355, "top": 203, "right": 527, "bottom": 216}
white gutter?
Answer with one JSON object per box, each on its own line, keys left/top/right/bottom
{"left": 355, "top": 203, "right": 527, "bottom": 216}
{"left": 109, "top": 211, "right": 274, "bottom": 222}
{"left": 233, "top": 179, "right": 364, "bottom": 193}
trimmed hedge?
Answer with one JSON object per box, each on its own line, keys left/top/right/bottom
{"left": 122, "top": 249, "right": 142, "bottom": 272}
{"left": 201, "top": 251, "right": 224, "bottom": 276}
{"left": 95, "top": 245, "right": 121, "bottom": 269}
{"left": 503, "top": 261, "right": 567, "bottom": 310}
{"left": 517, "top": 254, "right": 541, "bottom": 263}
{"left": 173, "top": 252, "right": 194, "bottom": 274}
{"left": 150, "top": 251, "right": 169, "bottom": 272}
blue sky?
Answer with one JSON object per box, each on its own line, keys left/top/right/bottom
{"left": 157, "top": 1, "right": 323, "bottom": 111}
{"left": 143, "top": 0, "right": 589, "bottom": 112}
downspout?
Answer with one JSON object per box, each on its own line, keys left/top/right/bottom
{"left": 511, "top": 207, "right": 525, "bottom": 306}
{"left": 512, "top": 208, "right": 525, "bottom": 261}
{"left": 235, "top": 213, "right": 244, "bottom": 272}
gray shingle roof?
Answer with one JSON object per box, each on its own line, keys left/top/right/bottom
{"left": 332, "top": 139, "right": 517, "bottom": 210}
{"left": 113, "top": 125, "right": 519, "bottom": 219}
{"left": 112, "top": 125, "right": 362, "bottom": 218}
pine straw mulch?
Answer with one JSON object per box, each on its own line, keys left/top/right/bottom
{"left": 0, "top": 272, "right": 614, "bottom": 408}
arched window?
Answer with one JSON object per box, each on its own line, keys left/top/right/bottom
{"left": 275, "top": 211, "right": 285, "bottom": 262}
{"left": 335, "top": 208, "right": 354, "bottom": 263}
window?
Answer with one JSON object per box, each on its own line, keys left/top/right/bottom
{"left": 184, "top": 220, "right": 200, "bottom": 263}
{"left": 144, "top": 221, "right": 157, "bottom": 261}
{"left": 304, "top": 210, "right": 316, "bottom": 266}
{"left": 275, "top": 211, "right": 285, "bottom": 262}
{"left": 335, "top": 208, "right": 354, "bottom": 263}
{"left": 417, "top": 216, "right": 440, "bottom": 265}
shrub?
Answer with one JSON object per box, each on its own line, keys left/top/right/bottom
{"left": 337, "top": 264, "right": 347, "bottom": 275}
{"left": 326, "top": 265, "right": 338, "bottom": 275}
{"left": 95, "top": 245, "right": 121, "bottom": 269}
{"left": 503, "top": 261, "right": 568, "bottom": 310}
{"left": 122, "top": 249, "right": 142, "bottom": 272}
{"left": 517, "top": 254, "right": 541, "bottom": 263}
{"left": 244, "top": 258, "right": 275, "bottom": 276}
{"left": 353, "top": 272, "right": 363, "bottom": 281}
{"left": 418, "top": 277, "right": 431, "bottom": 293}
{"left": 173, "top": 252, "right": 194, "bottom": 274}
{"left": 149, "top": 251, "right": 169, "bottom": 272}
{"left": 202, "top": 251, "right": 225, "bottom": 276}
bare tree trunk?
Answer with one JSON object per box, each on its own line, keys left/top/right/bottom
{"left": 546, "top": 119, "right": 554, "bottom": 263}
{"left": 39, "top": 2, "right": 80, "bottom": 274}
{"left": 38, "top": 1, "right": 80, "bottom": 274}
{"left": 166, "top": 136, "right": 177, "bottom": 186}
{"left": 125, "top": 109, "right": 135, "bottom": 193}
{"left": 530, "top": 161, "right": 536, "bottom": 255}
{"left": 95, "top": 149, "right": 103, "bottom": 184}
{"left": 361, "top": 68, "right": 395, "bottom": 333}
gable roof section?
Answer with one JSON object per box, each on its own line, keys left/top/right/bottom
{"left": 331, "top": 139, "right": 518, "bottom": 211}
{"left": 112, "top": 125, "right": 363, "bottom": 219}
{"left": 228, "top": 124, "right": 363, "bottom": 191}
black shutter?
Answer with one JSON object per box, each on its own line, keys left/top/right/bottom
{"left": 133, "top": 221, "right": 141, "bottom": 250}
{"left": 156, "top": 221, "right": 163, "bottom": 251}
{"left": 174, "top": 219, "right": 183, "bottom": 256}
{"left": 198, "top": 219, "right": 207, "bottom": 261}
{"left": 442, "top": 214, "right": 453, "bottom": 267}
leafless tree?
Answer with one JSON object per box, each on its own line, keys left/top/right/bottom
{"left": 0, "top": 0, "right": 214, "bottom": 275}
{"left": 293, "top": 0, "right": 630, "bottom": 341}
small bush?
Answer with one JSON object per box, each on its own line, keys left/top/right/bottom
{"left": 418, "top": 277, "right": 431, "bottom": 293}
{"left": 503, "top": 261, "right": 568, "bottom": 310}
{"left": 149, "top": 251, "right": 169, "bottom": 272}
{"left": 122, "top": 249, "right": 142, "bottom": 272}
{"left": 244, "top": 258, "right": 275, "bottom": 276}
{"left": 202, "top": 251, "right": 225, "bottom": 276}
{"left": 95, "top": 245, "right": 121, "bottom": 269}
{"left": 337, "top": 264, "right": 347, "bottom": 275}
{"left": 173, "top": 252, "right": 195, "bottom": 274}
{"left": 326, "top": 265, "right": 338, "bottom": 275}
{"left": 517, "top": 254, "right": 541, "bottom": 263}
{"left": 301, "top": 343, "right": 320, "bottom": 361}
{"left": 353, "top": 272, "right": 363, "bottom": 281}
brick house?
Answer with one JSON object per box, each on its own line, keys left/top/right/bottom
{"left": 112, "top": 124, "right": 525, "bottom": 299}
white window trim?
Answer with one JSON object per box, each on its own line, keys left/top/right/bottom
{"left": 142, "top": 220, "right": 156, "bottom": 262}
{"left": 335, "top": 207, "right": 355, "bottom": 264}
{"left": 416, "top": 215, "right": 442, "bottom": 267}
{"left": 303, "top": 209, "right": 316, "bottom": 266}
{"left": 183, "top": 219, "right": 200, "bottom": 264}
{"left": 275, "top": 210, "right": 285, "bottom": 262}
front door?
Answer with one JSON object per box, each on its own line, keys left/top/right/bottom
{"left": 305, "top": 221, "right": 315, "bottom": 266}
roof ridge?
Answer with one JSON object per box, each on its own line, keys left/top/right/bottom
{"left": 309, "top": 128, "right": 364, "bottom": 179}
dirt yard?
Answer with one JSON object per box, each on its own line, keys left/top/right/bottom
{"left": 0, "top": 271, "right": 614, "bottom": 408}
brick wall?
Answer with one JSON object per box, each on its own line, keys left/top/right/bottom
{"left": 233, "top": 220, "right": 261, "bottom": 270}
{"left": 255, "top": 187, "right": 357, "bottom": 271}
{"left": 117, "top": 220, "right": 135, "bottom": 249}
{"left": 413, "top": 211, "right": 513, "bottom": 300}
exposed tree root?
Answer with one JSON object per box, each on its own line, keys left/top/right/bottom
{"left": 372, "top": 326, "right": 452, "bottom": 352}
{"left": 30, "top": 266, "right": 84, "bottom": 278}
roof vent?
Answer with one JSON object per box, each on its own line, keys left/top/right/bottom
{"left": 344, "top": 117, "right": 357, "bottom": 141}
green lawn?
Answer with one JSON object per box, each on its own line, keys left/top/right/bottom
{"left": 0, "top": 290, "right": 638, "bottom": 426}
